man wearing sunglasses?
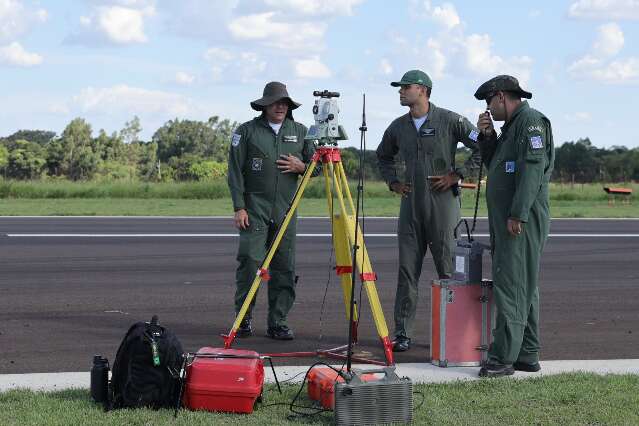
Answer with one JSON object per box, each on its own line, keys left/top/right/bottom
{"left": 474, "top": 75, "right": 555, "bottom": 377}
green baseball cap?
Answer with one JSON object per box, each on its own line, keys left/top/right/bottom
{"left": 474, "top": 75, "right": 532, "bottom": 100}
{"left": 390, "top": 70, "right": 433, "bottom": 88}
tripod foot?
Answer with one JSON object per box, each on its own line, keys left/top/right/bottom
{"left": 381, "top": 335, "right": 395, "bottom": 365}
{"left": 223, "top": 330, "right": 237, "bottom": 349}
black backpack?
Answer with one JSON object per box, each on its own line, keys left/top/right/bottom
{"left": 109, "top": 315, "right": 184, "bottom": 410}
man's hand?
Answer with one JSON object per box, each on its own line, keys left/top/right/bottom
{"left": 428, "top": 171, "right": 459, "bottom": 192}
{"left": 507, "top": 218, "right": 522, "bottom": 236}
{"left": 390, "top": 181, "right": 412, "bottom": 197}
{"left": 234, "top": 209, "right": 249, "bottom": 230}
{"left": 276, "top": 154, "right": 305, "bottom": 174}
{"left": 477, "top": 111, "right": 496, "bottom": 139}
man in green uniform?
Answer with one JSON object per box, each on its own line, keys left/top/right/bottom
{"left": 376, "top": 70, "right": 481, "bottom": 352}
{"left": 227, "top": 81, "right": 316, "bottom": 340}
{"left": 474, "top": 75, "right": 554, "bottom": 377}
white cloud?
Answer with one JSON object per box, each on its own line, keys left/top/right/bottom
{"left": 0, "top": 0, "right": 47, "bottom": 43}
{"left": 96, "top": 6, "right": 149, "bottom": 43}
{"left": 71, "top": 85, "right": 192, "bottom": 117}
{"left": 69, "top": 2, "right": 155, "bottom": 46}
{"left": 593, "top": 22, "right": 624, "bottom": 57}
{"left": 0, "top": 41, "right": 42, "bottom": 66}
{"left": 293, "top": 56, "right": 331, "bottom": 78}
{"left": 431, "top": 3, "right": 460, "bottom": 29}
{"left": 204, "top": 47, "right": 234, "bottom": 62}
{"left": 591, "top": 57, "right": 639, "bottom": 82}
{"left": 262, "top": 0, "right": 364, "bottom": 16}
{"left": 395, "top": 2, "right": 532, "bottom": 82}
{"left": 568, "top": 22, "right": 638, "bottom": 84}
{"left": 568, "top": 0, "right": 639, "bottom": 20}
{"left": 227, "top": 12, "right": 325, "bottom": 51}
{"left": 463, "top": 34, "right": 532, "bottom": 85}
{"left": 203, "top": 48, "right": 267, "bottom": 83}
{"left": 379, "top": 58, "right": 393, "bottom": 76}
{"left": 564, "top": 112, "right": 592, "bottom": 122}
{"left": 175, "top": 71, "right": 195, "bottom": 85}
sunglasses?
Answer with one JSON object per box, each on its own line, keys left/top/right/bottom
{"left": 485, "top": 92, "right": 498, "bottom": 106}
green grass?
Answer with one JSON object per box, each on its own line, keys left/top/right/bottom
{"left": 0, "top": 196, "right": 637, "bottom": 218}
{"left": 1, "top": 373, "right": 637, "bottom": 425}
{"left": 0, "top": 180, "right": 636, "bottom": 217}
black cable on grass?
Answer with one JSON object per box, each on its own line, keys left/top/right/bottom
{"left": 413, "top": 390, "right": 426, "bottom": 410}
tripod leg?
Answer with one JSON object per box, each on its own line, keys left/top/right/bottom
{"left": 329, "top": 159, "right": 395, "bottom": 365}
{"left": 224, "top": 160, "right": 319, "bottom": 348}
{"left": 332, "top": 209, "right": 359, "bottom": 342}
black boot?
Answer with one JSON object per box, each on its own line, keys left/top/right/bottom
{"left": 266, "top": 325, "right": 294, "bottom": 340}
{"left": 392, "top": 335, "right": 411, "bottom": 352}
{"left": 513, "top": 361, "right": 541, "bottom": 372}
{"left": 236, "top": 315, "right": 252, "bottom": 338}
{"left": 479, "top": 362, "right": 515, "bottom": 378}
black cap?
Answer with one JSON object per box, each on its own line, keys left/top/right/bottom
{"left": 474, "top": 75, "right": 532, "bottom": 100}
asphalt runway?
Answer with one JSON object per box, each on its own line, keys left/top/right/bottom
{"left": 1, "top": 217, "right": 638, "bottom": 374}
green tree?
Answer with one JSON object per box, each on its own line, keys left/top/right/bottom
{"left": 152, "top": 116, "right": 237, "bottom": 163}
{"left": 57, "top": 118, "right": 99, "bottom": 180}
{"left": 0, "top": 144, "right": 9, "bottom": 175}
{"left": 553, "top": 138, "right": 600, "bottom": 182}
{"left": 7, "top": 130, "right": 56, "bottom": 146}
{"left": 7, "top": 140, "right": 47, "bottom": 179}
{"left": 120, "top": 116, "right": 142, "bottom": 144}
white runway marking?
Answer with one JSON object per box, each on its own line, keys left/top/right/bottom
{"left": 6, "top": 233, "right": 639, "bottom": 238}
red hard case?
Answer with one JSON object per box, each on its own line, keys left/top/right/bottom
{"left": 307, "top": 366, "right": 378, "bottom": 409}
{"left": 430, "top": 279, "right": 494, "bottom": 367}
{"left": 183, "top": 347, "right": 264, "bottom": 414}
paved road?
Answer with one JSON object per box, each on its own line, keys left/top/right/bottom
{"left": 1, "top": 217, "right": 638, "bottom": 373}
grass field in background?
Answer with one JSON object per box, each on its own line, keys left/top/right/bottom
{"left": 0, "top": 197, "right": 637, "bottom": 218}
{"left": 0, "top": 180, "right": 636, "bottom": 217}
{"left": 1, "top": 373, "right": 637, "bottom": 425}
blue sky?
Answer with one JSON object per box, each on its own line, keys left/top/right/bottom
{"left": 1, "top": 0, "right": 638, "bottom": 149}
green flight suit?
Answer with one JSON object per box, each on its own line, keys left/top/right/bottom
{"left": 227, "top": 115, "right": 315, "bottom": 328}
{"left": 479, "top": 101, "right": 554, "bottom": 365}
{"left": 376, "top": 102, "right": 482, "bottom": 338}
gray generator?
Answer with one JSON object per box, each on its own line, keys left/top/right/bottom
{"left": 453, "top": 239, "right": 489, "bottom": 283}
{"left": 334, "top": 367, "right": 412, "bottom": 425}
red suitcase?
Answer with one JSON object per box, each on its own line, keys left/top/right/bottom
{"left": 430, "top": 279, "right": 494, "bottom": 367}
{"left": 183, "top": 347, "right": 264, "bottom": 413}
{"left": 307, "top": 366, "right": 378, "bottom": 409}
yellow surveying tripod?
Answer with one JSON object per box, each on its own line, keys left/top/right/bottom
{"left": 223, "top": 91, "right": 394, "bottom": 366}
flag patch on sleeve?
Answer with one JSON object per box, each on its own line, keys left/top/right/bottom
{"left": 469, "top": 129, "right": 479, "bottom": 142}
{"left": 505, "top": 161, "right": 515, "bottom": 173}
{"left": 530, "top": 135, "right": 543, "bottom": 149}
{"left": 231, "top": 133, "right": 241, "bottom": 147}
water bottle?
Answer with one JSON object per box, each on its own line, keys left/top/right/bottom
{"left": 90, "top": 355, "right": 109, "bottom": 403}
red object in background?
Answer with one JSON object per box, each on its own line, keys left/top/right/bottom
{"left": 183, "top": 347, "right": 264, "bottom": 414}
{"left": 307, "top": 366, "right": 379, "bottom": 410}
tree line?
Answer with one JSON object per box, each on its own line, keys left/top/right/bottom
{"left": 0, "top": 117, "right": 637, "bottom": 183}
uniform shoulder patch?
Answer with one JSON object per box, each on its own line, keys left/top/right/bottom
{"left": 231, "top": 133, "right": 241, "bottom": 147}
{"left": 469, "top": 129, "right": 479, "bottom": 142}
{"left": 528, "top": 124, "right": 544, "bottom": 133}
{"left": 530, "top": 135, "right": 543, "bottom": 149}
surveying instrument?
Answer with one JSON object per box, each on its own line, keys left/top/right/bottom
{"left": 223, "top": 90, "right": 394, "bottom": 366}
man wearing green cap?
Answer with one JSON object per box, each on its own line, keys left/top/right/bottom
{"left": 227, "top": 81, "right": 317, "bottom": 340}
{"left": 473, "top": 75, "right": 554, "bottom": 377}
{"left": 376, "top": 69, "right": 481, "bottom": 352}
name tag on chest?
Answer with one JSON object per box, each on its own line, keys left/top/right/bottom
{"left": 419, "top": 128, "right": 436, "bottom": 137}
{"left": 282, "top": 135, "right": 298, "bottom": 143}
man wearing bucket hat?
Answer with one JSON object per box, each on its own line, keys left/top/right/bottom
{"left": 227, "top": 81, "right": 317, "bottom": 340}
{"left": 376, "top": 69, "right": 481, "bottom": 352}
{"left": 473, "top": 75, "right": 554, "bottom": 377}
